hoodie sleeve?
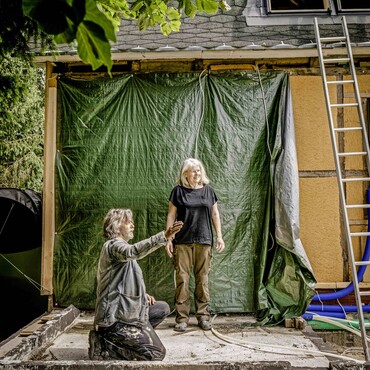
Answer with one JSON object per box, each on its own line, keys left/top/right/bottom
{"left": 108, "top": 231, "right": 167, "bottom": 261}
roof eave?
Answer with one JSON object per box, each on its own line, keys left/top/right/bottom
{"left": 33, "top": 46, "right": 370, "bottom": 64}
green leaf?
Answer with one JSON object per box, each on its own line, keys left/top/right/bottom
{"left": 157, "top": 2, "right": 167, "bottom": 12}
{"left": 170, "top": 20, "right": 181, "bottom": 31}
{"left": 22, "top": 0, "right": 73, "bottom": 35}
{"left": 76, "top": 20, "right": 112, "bottom": 71}
{"left": 72, "top": 0, "right": 87, "bottom": 24}
{"left": 183, "top": 0, "right": 197, "bottom": 17}
{"left": 195, "top": 0, "right": 203, "bottom": 13}
{"left": 22, "top": 0, "right": 41, "bottom": 15}
{"left": 137, "top": 13, "right": 150, "bottom": 31}
{"left": 160, "top": 22, "right": 172, "bottom": 36}
{"left": 131, "top": 0, "right": 145, "bottom": 12}
{"left": 166, "top": 8, "right": 180, "bottom": 21}
{"left": 54, "top": 17, "right": 78, "bottom": 44}
{"left": 202, "top": 0, "right": 219, "bottom": 14}
{"left": 152, "top": 13, "right": 164, "bottom": 23}
{"left": 84, "top": 0, "right": 116, "bottom": 42}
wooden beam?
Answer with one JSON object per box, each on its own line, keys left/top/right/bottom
{"left": 33, "top": 46, "right": 370, "bottom": 63}
{"left": 41, "top": 62, "right": 57, "bottom": 301}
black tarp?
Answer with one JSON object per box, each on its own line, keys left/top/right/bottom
{"left": 0, "top": 188, "right": 42, "bottom": 253}
{"left": 0, "top": 188, "right": 47, "bottom": 340}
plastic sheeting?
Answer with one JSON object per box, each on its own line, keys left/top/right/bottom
{"left": 55, "top": 71, "right": 316, "bottom": 324}
{"left": 0, "top": 188, "right": 42, "bottom": 253}
{"left": 0, "top": 188, "right": 47, "bottom": 339}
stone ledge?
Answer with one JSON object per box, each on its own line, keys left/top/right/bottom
{"left": 0, "top": 360, "right": 293, "bottom": 369}
{"left": 0, "top": 305, "right": 80, "bottom": 362}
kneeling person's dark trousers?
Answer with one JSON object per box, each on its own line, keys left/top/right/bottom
{"left": 89, "top": 300, "right": 170, "bottom": 361}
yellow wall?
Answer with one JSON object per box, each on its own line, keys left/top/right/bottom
{"left": 292, "top": 76, "right": 335, "bottom": 171}
{"left": 291, "top": 75, "right": 370, "bottom": 284}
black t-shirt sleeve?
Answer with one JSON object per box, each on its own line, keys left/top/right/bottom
{"left": 210, "top": 187, "right": 218, "bottom": 205}
{"left": 169, "top": 186, "right": 179, "bottom": 207}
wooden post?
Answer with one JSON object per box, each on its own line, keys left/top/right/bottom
{"left": 41, "top": 62, "right": 57, "bottom": 310}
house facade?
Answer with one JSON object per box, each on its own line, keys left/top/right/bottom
{"left": 35, "top": 0, "right": 370, "bottom": 308}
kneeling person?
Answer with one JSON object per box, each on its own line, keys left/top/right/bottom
{"left": 89, "top": 208, "right": 183, "bottom": 361}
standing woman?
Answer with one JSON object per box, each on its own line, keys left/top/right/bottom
{"left": 165, "top": 158, "right": 225, "bottom": 332}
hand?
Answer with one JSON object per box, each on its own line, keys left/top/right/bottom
{"left": 165, "top": 240, "right": 174, "bottom": 258}
{"left": 164, "top": 221, "right": 183, "bottom": 241}
{"left": 216, "top": 237, "right": 225, "bottom": 253}
{"left": 147, "top": 294, "right": 156, "bottom": 305}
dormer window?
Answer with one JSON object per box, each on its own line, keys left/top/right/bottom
{"left": 245, "top": 0, "right": 370, "bottom": 26}
{"left": 337, "top": 0, "right": 370, "bottom": 12}
{"left": 267, "top": 0, "right": 328, "bottom": 13}
{"left": 267, "top": 0, "right": 370, "bottom": 14}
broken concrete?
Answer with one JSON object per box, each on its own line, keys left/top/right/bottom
{"left": 0, "top": 306, "right": 368, "bottom": 369}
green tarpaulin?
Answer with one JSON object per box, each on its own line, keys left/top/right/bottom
{"left": 55, "top": 71, "right": 316, "bottom": 324}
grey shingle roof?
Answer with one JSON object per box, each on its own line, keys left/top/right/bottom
{"left": 33, "top": 0, "right": 370, "bottom": 57}
{"left": 109, "top": 0, "right": 370, "bottom": 52}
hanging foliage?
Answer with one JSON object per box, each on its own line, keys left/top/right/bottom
{"left": 1, "top": 0, "right": 229, "bottom": 72}
{"left": 0, "top": 0, "right": 53, "bottom": 59}
{"left": 0, "top": 56, "right": 44, "bottom": 192}
{"left": 21, "top": 0, "right": 229, "bottom": 72}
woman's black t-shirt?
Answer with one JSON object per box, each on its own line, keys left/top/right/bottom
{"left": 169, "top": 185, "right": 217, "bottom": 246}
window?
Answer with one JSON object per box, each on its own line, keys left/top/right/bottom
{"left": 267, "top": 0, "right": 370, "bottom": 14}
{"left": 268, "top": 0, "right": 328, "bottom": 13}
{"left": 245, "top": 0, "right": 370, "bottom": 26}
{"left": 338, "top": 0, "right": 370, "bottom": 12}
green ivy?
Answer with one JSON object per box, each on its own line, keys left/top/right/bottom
{"left": 0, "top": 56, "right": 44, "bottom": 192}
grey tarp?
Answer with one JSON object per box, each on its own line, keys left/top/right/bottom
{"left": 55, "top": 71, "right": 316, "bottom": 324}
{"left": 0, "top": 188, "right": 42, "bottom": 253}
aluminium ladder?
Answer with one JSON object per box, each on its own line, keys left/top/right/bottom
{"left": 314, "top": 16, "right": 370, "bottom": 361}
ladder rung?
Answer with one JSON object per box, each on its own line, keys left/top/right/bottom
{"left": 338, "top": 152, "right": 367, "bottom": 157}
{"left": 346, "top": 204, "right": 370, "bottom": 209}
{"left": 350, "top": 232, "right": 370, "bottom": 237}
{"left": 355, "top": 261, "right": 370, "bottom": 266}
{"left": 334, "top": 127, "right": 362, "bottom": 132}
{"left": 342, "top": 177, "right": 370, "bottom": 182}
{"left": 359, "top": 291, "right": 370, "bottom": 297}
{"left": 327, "top": 80, "right": 355, "bottom": 85}
{"left": 324, "top": 58, "right": 350, "bottom": 64}
{"left": 331, "top": 103, "right": 359, "bottom": 108}
{"left": 320, "top": 36, "right": 346, "bottom": 43}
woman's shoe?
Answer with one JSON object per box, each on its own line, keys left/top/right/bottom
{"left": 198, "top": 320, "right": 212, "bottom": 330}
{"left": 174, "top": 322, "right": 188, "bottom": 332}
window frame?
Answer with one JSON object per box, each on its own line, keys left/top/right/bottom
{"left": 337, "top": 0, "right": 370, "bottom": 13}
{"left": 266, "top": 0, "right": 370, "bottom": 15}
{"left": 267, "top": 0, "right": 330, "bottom": 14}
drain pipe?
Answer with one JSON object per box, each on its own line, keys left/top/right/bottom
{"left": 302, "top": 312, "right": 345, "bottom": 320}
{"left": 303, "top": 311, "right": 346, "bottom": 319}
{"left": 308, "top": 304, "right": 370, "bottom": 313}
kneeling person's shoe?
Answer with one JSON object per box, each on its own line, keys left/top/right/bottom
{"left": 174, "top": 322, "right": 187, "bottom": 332}
{"left": 88, "top": 330, "right": 109, "bottom": 360}
{"left": 198, "top": 320, "right": 212, "bottom": 331}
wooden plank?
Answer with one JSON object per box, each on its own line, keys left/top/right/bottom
{"left": 210, "top": 64, "right": 255, "bottom": 71}
{"left": 41, "top": 62, "right": 57, "bottom": 300}
{"left": 19, "top": 322, "right": 43, "bottom": 336}
{"left": 39, "top": 315, "right": 58, "bottom": 323}
{"left": 316, "top": 282, "right": 370, "bottom": 289}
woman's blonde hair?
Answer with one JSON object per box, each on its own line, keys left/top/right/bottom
{"left": 103, "top": 208, "right": 133, "bottom": 239}
{"left": 176, "top": 158, "right": 210, "bottom": 187}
